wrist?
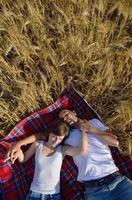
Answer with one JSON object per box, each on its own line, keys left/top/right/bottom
{"left": 82, "top": 131, "right": 88, "bottom": 136}
{"left": 17, "top": 141, "right": 24, "bottom": 147}
{"left": 90, "top": 127, "right": 100, "bottom": 134}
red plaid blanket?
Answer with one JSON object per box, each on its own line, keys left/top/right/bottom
{"left": 0, "top": 87, "right": 132, "bottom": 200}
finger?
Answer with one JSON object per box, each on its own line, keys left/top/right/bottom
{"left": 12, "top": 157, "right": 17, "bottom": 164}
{"left": 11, "top": 151, "right": 17, "bottom": 162}
{"left": 11, "top": 156, "right": 17, "bottom": 164}
{"left": 12, "top": 152, "right": 20, "bottom": 164}
{"left": 10, "top": 149, "right": 17, "bottom": 161}
{"left": 4, "top": 156, "right": 10, "bottom": 162}
{"left": 6, "top": 148, "right": 12, "bottom": 157}
{"left": 111, "top": 134, "right": 117, "bottom": 139}
{"left": 11, "top": 151, "right": 19, "bottom": 162}
{"left": 11, "top": 155, "right": 14, "bottom": 162}
{"left": 80, "top": 129, "right": 87, "bottom": 134}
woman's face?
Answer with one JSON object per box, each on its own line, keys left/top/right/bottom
{"left": 48, "top": 133, "right": 65, "bottom": 148}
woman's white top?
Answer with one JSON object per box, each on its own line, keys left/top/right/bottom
{"left": 30, "top": 141, "right": 63, "bottom": 194}
{"left": 64, "top": 119, "right": 118, "bottom": 182}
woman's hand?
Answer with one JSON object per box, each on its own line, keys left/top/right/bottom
{"left": 11, "top": 149, "right": 23, "bottom": 164}
{"left": 6, "top": 142, "right": 22, "bottom": 162}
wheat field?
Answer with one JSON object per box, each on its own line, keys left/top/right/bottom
{"left": 0, "top": 0, "right": 132, "bottom": 154}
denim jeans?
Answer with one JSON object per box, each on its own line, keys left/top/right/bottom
{"left": 26, "top": 190, "right": 61, "bottom": 200}
{"left": 84, "top": 175, "right": 132, "bottom": 200}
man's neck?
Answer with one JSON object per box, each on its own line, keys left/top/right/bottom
{"left": 73, "top": 118, "right": 84, "bottom": 128}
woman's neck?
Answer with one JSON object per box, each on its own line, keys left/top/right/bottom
{"left": 45, "top": 141, "right": 55, "bottom": 150}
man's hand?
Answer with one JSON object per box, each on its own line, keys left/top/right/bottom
{"left": 108, "top": 133, "right": 118, "bottom": 139}
{"left": 79, "top": 120, "right": 91, "bottom": 133}
{"left": 6, "top": 142, "right": 22, "bottom": 163}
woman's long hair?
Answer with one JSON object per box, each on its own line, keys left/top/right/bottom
{"left": 44, "top": 118, "right": 69, "bottom": 142}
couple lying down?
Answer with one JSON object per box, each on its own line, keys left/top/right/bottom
{"left": 6, "top": 109, "right": 132, "bottom": 200}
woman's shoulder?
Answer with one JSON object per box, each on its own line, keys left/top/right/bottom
{"left": 37, "top": 140, "right": 44, "bottom": 144}
{"left": 34, "top": 140, "right": 44, "bottom": 148}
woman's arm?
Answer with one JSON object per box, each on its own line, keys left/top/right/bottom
{"left": 62, "top": 121, "right": 88, "bottom": 157}
{"left": 6, "top": 133, "right": 44, "bottom": 162}
{"left": 12, "top": 142, "right": 38, "bottom": 164}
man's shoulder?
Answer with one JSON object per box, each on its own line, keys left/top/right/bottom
{"left": 88, "top": 118, "right": 100, "bottom": 125}
{"left": 88, "top": 118, "right": 109, "bottom": 131}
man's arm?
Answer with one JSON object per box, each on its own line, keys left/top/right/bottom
{"left": 90, "top": 127, "right": 119, "bottom": 147}
{"left": 76, "top": 119, "right": 119, "bottom": 147}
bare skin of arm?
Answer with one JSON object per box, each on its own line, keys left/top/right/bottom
{"left": 6, "top": 133, "right": 46, "bottom": 162}
{"left": 90, "top": 127, "right": 119, "bottom": 147}
{"left": 16, "top": 142, "right": 37, "bottom": 164}
{"left": 76, "top": 119, "right": 119, "bottom": 147}
{"left": 11, "top": 122, "right": 89, "bottom": 163}
{"left": 59, "top": 110, "right": 119, "bottom": 147}
{"left": 62, "top": 121, "right": 88, "bottom": 157}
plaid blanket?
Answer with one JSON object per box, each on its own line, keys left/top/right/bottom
{"left": 0, "top": 86, "right": 132, "bottom": 200}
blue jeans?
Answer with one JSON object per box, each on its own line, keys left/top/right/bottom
{"left": 26, "top": 190, "right": 61, "bottom": 200}
{"left": 84, "top": 175, "right": 132, "bottom": 200}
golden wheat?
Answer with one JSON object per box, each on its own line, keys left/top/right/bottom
{"left": 0, "top": 0, "right": 132, "bottom": 154}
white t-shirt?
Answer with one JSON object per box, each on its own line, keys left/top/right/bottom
{"left": 64, "top": 118, "right": 118, "bottom": 182}
{"left": 30, "top": 141, "right": 63, "bottom": 194}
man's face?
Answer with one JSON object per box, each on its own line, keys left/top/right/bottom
{"left": 59, "top": 109, "right": 78, "bottom": 125}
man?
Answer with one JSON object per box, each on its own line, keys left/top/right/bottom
{"left": 7, "top": 109, "right": 132, "bottom": 200}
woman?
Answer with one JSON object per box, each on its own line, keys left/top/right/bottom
{"left": 8, "top": 119, "right": 88, "bottom": 200}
